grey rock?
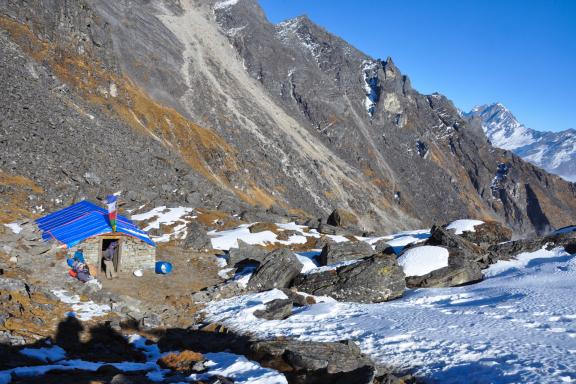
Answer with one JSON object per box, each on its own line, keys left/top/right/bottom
{"left": 206, "top": 376, "right": 235, "bottom": 384}
{"left": 372, "top": 239, "right": 396, "bottom": 255}
{"left": 406, "top": 263, "right": 483, "bottom": 288}
{"left": 293, "top": 254, "right": 405, "bottom": 303}
{"left": 247, "top": 249, "right": 303, "bottom": 292}
{"left": 457, "top": 221, "right": 513, "bottom": 248}
{"left": 192, "top": 281, "right": 247, "bottom": 303}
{"left": 318, "top": 241, "right": 375, "bottom": 266}
{"left": 427, "top": 225, "right": 483, "bottom": 252}
{"left": 317, "top": 223, "right": 352, "bottom": 236}
{"left": 327, "top": 208, "right": 358, "bottom": 229}
{"left": 228, "top": 240, "right": 269, "bottom": 267}
{"left": 251, "top": 339, "right": 373, "bottom": 374}
{"left": 253, "top": 298, "right": 293, "bottom": 320}
{"left": 181, "top": 221, "right": 212, "bottom": 251}
{"left": 280, "top": 288, "right": 316, "bottom": 307}
{"left": 0, "top": 277, "right": 28, "bottom": 294}
{"left": 0, "top": 331, "right": 27, "bottom": 346}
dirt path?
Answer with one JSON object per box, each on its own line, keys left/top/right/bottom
{"left": 99, "top": 245, "right": 222, "bottom": 304}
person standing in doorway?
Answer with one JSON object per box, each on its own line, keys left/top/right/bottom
{"left": 103, "top": 241, "right": 118, "bottom": 279}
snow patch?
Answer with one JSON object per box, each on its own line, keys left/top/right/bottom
{"left": 213, "top": 0, "right": 239, "bottom": 10}
{"left": 3, "top": 223, "right": 22, "bottom": 234}
{"left": 397, "top": 246, "right": 449, "bottom": 277}
{"left": 131, "top": 206, "right": 194, "bottom": 243}
{"left": 190, "top": 352, "right": 287, "bottom": 384}
{"left": 446, "top": 219, "right": 485, "bottom": 235}
{"left": 51, "top": 289, "right": 109, "bottom": 321}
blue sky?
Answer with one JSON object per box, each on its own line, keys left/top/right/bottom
{"left": 259, "top": 0, "right": 575, "bottom": 132}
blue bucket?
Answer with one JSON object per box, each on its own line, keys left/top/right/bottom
{"left": 155, "top": 261, "right": 173, "bottom": 274}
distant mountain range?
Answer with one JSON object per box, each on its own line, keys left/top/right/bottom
{"left": 466, "top": 103, "right": 576, "bottom": 182}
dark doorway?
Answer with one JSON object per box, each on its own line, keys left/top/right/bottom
{"left": 101, "top": 238, "right": 121, "bottom": 272}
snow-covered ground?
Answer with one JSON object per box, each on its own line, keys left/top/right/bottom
{"left": 209, "top": 223, "right": 320, "bottom": 250}
{"left": 51, "top": 289, "right": 109, "bottom": 321}
{"left": 131, "top": 206, "right": 195, "bottom": 243}
{"left": 203, "top": 246, "right": 576, "bottom": 384}
{"left": 209, "top": 221, "right": 431, "bottom": 253}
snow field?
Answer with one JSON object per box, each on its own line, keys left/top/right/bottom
{"left": 203, "top": 246, "right": 576, "bottom": 383}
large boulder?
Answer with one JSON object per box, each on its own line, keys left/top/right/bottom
{"left": 406, "top": 262, "right": 483, "bottom": 288}
{"left": 317, "top": 223, "right": 353, "bottom": 236}
{"left": 427, "top": 225, "right": 483, "bottom": 254}
{"left": 327, "top": 209, "right": 359, "bottom": 229}
{"left": 293, "top": 254, "right": 405, "bottom": 303}
{"left": 227, "top": 240, "right": 269, "bottom": 267}
{"left": 0, "top": 277, "right": 28, "bottom": 294}
{"left": 426, "top": 225, "right": 489, "bottom": 267}
{"left": 457, "top": 221, "right": 512, "bottom": 248}
{"left": 250, "top": 339, "right": 375, "bottom": 380}
{"left": 247, "top": 248, "right": 303, "bottom": 292}
{"left": 372, "top": 239, "right": 396, "bottom": 255}
{"left": 318, "top": 241, "right": 375, "bottom": 266}
{"left": 181, "top": 221, "right": 212, "bottom": 251}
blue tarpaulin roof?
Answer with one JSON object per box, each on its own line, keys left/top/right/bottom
{"left": 36, "top": 200, "right": 156, "bottom": 248}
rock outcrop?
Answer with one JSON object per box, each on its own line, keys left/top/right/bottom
{"left": 294, "top": 254, "right": 405, "bottom": 303}
{"left": 318, "top": 241, "right": 375, "bottom": 266}
{"left": 457, "top": 221, "right": 513, "bottom": 248}
{"left": 253, "top": 299, "right": 293, "bottom": 320}
{"left": 247, "top": 248, "right": 303, "bottom": 292}
{"left": 406, "top": 263, "right": 483, "bottom": 288}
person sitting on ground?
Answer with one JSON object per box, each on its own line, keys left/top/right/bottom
{"left": 102, "top": 241, "right": 118, "bottom": 280}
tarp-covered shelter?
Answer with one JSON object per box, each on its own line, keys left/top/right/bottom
{"left": 36, "top": 201, "right": 156, "bottom": 274}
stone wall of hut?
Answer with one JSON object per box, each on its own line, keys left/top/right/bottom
{"left": 69, "top": 235, "right": 155, "bottom": 274}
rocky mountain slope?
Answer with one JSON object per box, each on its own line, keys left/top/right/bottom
{"left": 466, "top": 103, "right": 576, "bottom": 182}
{"left": 1, "top": 0, "right": 575, "bottom": 234}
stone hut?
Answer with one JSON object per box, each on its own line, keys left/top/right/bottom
{"left": 36, "top": 200, "right": 156, "bottom": 275}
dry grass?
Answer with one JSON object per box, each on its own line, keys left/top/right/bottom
{"left": 195, "top": 209, "right": 244, "bottom": 230}
{"left": 0, "top": 170, "right": 43, "bottom": 223}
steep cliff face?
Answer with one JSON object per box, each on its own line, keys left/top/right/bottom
{"left": 0, "top": 0, "right": 574, "bottom": 234}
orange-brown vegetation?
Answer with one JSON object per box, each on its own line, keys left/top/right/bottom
{"left": 0, "top": 170, "right": 43, "bottom": 223}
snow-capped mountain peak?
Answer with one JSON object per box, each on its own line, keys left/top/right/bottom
{"left": 467, "top": 103, "right": 536, "bottom": 150}
{"left": 466, "top": 103, "right": 576, "bottom": 182}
